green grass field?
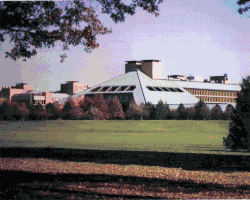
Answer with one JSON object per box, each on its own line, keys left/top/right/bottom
{"left": 0, "top": 120, "right": 238, "bottom": 155}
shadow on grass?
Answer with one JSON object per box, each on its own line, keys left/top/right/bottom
{"left": 0, "top": 169, "right": 248, "bottom": 199}
{"left": 1, "top": 147, "right": 250, "bottom": 173}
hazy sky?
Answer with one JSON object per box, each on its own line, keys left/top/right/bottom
{"left": 1, "top": 0, "right": 250, "bottom": 92}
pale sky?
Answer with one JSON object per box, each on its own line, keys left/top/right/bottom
{"left": 1, "top": 0, "right": 250, "bottom": 92}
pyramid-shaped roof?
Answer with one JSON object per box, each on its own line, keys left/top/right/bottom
{"left": 59, "top": 69, "right": 199, "bottom": 107}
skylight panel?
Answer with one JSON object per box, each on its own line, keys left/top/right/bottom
{"left": 90, "top": 86, "right": 101, "bottom": 92}
{"left": 121, "top": 86, "right": 129, "bottom": 91}
{"left": 102, "top": 86, "right": 110, "bottom": 92}
{"left": 127, "top": 85, "right": 136, "bottom": 91}
{"left": 176, "top": 88, "right": 184, "bottom": 92}
{"left": 169, "top": 88, "right": 177, "bottom": 92}
{"left": 153, "top": 87, "right": 163, "bottom": 91}
{"left": 146, "top": 86, "right": 155, "bottom": 91}
{"left": 161, "top": 87, "right": 170, "bottom": 92}
{"left": 110, "top": 86, "right": 119, "bottom": 91}
{"left": 98, "top": 86, "right": 110, "bottom": 92}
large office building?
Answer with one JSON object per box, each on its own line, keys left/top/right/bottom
{"left": 59, "top": 60, "right": 241, "bottom": 111}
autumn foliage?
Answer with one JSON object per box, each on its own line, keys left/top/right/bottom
{"left": 0, "top": 93, "right": 235, "bottom": 121}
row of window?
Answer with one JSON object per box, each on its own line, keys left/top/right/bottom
{"left": 35, "top": 100, "right": 45, "bottom": 105}
{"left": 90, "top": 85, "right": 136, "bottom": 93}
{"left": 185, "top": 88, "right": 238, "bottom": 97}
{"left": 197, "top": 96, "right": 236, "bottom": 103}
{"left": 146, "top": 86, "right": 183, "bottom": 92}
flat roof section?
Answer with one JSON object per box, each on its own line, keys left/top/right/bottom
{"left": 141, "top": 60, "right": 161, "bottom": 62}
{"left": 125, "top": 61, "right": 142, "bottom": 64}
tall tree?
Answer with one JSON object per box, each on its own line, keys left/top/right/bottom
{"left": 91, "top": 94, "right": 110, "bottom": 120}
{"left": 211, "top": 104, "right": 223, "bottom": 120}
{"left": 0, "top": 0, "right": 163, "bottom": 62}
{"left": 34, "top": 103, "right": 44, "bottom": 120}
{"left": 186, "top": 106, "right": 196, "bottom": 120}
{"left": 223, "top": 76, "right": 250, "bottom": 151}
{"left": 145, "top": 102, "right": 157, "bottom": 120}
{"left": 108, "top": 96, "right": 125, "bottom": 120}
{"left": 126, "top": 100, "right": 140, "bottom": 120}
{"left": 177, "top": 103, "right": 188, "bottom": 120}
{"left": 63, "top": 101, "right": 73, "bottom": 119}
{"left": 0, "top": 101, "right": 12, "bottom": 120}
{"left": 224, "top": 104, "right": 235, "bottom": 120}
{"left": 155, "top": 100, "right": 170, "bottom": 120}
{"left": 70, "top": 106, "right": 85, "bottom": 120}
{"left": 18, "top": 102, "right": 29, "bottom": 121}
{"left": 138, "top": 103, "right": 150, "bottom": 120}
{"left": 195, "top": 99, "right": 211, "bottom": 120}
{"left": 80, "top": 96, "right": 94, "bottom": 115}
{"left": 46, "top": 103, "right": 56, "bottom": 119}
{"left": 12, "top": 104, "right": 22, "bottom": 121}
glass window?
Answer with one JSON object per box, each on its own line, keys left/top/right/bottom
{"left": 102, "top": 86, "right": 110, "bottom": 92}
{"left": 120, "top": 86, "right": 129, "bottom": 91}
{"left": 153, "top": 87, "right": 163, "bottom": 91}
{"left": 147, "top": 86, "right": 155, "bottom": 91}
{"left": 161, "top": 87, "right": 170, "bottom": 91}
{"left": 127, "top": 86, "right": 136, "bottom": 91}
{"left": 111, "top": 86, "right": 119, "bottom": 91}
{"left": 176, "top": 88, "right": 183, "bottom": 92}
{"left": 90, "top": 87, "right": 101, "bottom": 92}
{"left": 169, "top": 88, "right": 177, "bottom": 92}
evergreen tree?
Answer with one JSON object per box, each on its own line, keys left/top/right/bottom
{"left": 145, "top": 102, "right": 157, "bottom": 120}
{"left": 186, "top": 106, "right": 196, "bottom": 120}
{"left": 12, "top": 104, "right": 22, "bottom": 121}
{"left": 18, "top": 102, "right": 29, "bottom": 121}
{"left": 155, "top": 100, "right": 170, "bottom": 120}
{"left": 223, "top": 76, "right": 250, "bottom": 151}
{"left": 63, "top": 101, "right": 73, "bottom": 119}
{"left": 34, "top": 103, "right": 44, "bottom": 120}
{"left": 46, "top": 103, "right": 56, "bottom": 120}
{"left": 211, "top": 104, "right": 223, "bottom": 120}
{"left": 52, "top": 101, "right": 63, "bottom": 120}
{"left": 224, "top": 104, "right": 235, "bottom": 120}
{"left": 25, "top": 102, "right": 36, "bottom": 120}
{"left": 195, "top": 99, "right": 211, "bottom": 120}
{"left": 0, "top": 101, "right": 12, "bottom": 120}
{"left": 109, "top": 96, "right": 125, "bottom": 120}
{"left": 177, "top": 103, "right": 188, "bottom": 120}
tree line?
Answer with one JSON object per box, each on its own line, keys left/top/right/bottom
{"left": 0, "top": 94, "right": 235, "bottom": 121}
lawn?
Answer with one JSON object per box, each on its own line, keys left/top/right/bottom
{"left": 0, "top": 120, "right": 239, "bottom": 155}
{"left": 1, "top": 120, "right": 250, "bottom": 199}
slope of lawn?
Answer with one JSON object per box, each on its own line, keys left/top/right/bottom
{"left": 0, "top": 120, "right": 238, "bottom": 155}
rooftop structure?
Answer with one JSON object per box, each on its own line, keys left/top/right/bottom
{"left": 61, "top": 81, "right": 88, "bottom": 95}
